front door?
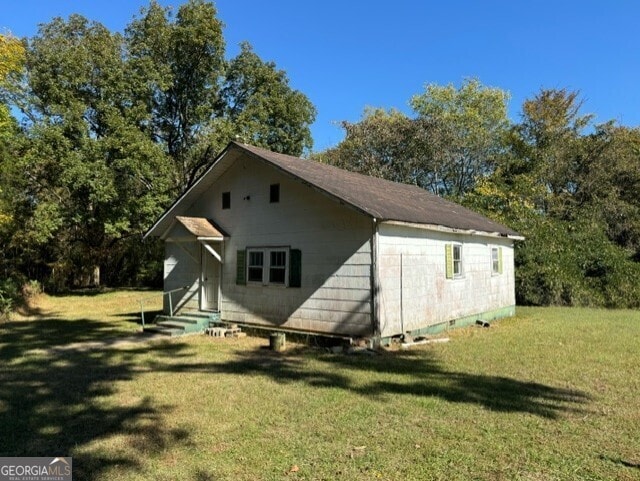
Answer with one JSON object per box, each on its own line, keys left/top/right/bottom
{"left": 201, "top": 246, "right": 220, "bottom": 311}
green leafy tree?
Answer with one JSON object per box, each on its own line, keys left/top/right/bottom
{"left": 127, "top": 1, "right": 316, "bottom": 190}
{"left": 221, "top": 42, "right": 316, "bottom": 156}
{"left": 410, "top": 78, "right": 510, "bottom": 196}
{"left": 318, "top": 79, "right": 509, "bottom": 197}
{"left": 0, "top": 34, "right": 25, "bottom": 141}
{"left": 4, "top": 15, "right": 172, "bottom": 287}
{"left": 315, "top": 108, "right": 427, "bottom": 184}
{"left": 126, "top": 0, "right": 225, "bottom": 189}
{"left": 465, "top": 89, "right": 640, "bottom": 308}
{"left": 0, "top": 1, "right": 317, "bottom": 289}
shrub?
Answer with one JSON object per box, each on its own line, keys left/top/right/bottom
{"left": 0, "top": 278, "right": 20, "bottom": 319}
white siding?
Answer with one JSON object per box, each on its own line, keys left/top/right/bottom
{"left": 377, "top": 223, "right": 515, "bottom": 337}
{"left": 163, "top": 240, "right": 200, "bottom": 313}
{"left": 183, "top": 155, "right": 374, "bottom": 336}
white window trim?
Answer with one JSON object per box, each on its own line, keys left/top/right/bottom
{"left": 246, "top": 247, "right": 290, "bottom": 286}
{"left": 453, "top": 243, "right": 464, "bottom": 279}
{"left": 491, "top": 246, "right": 500, "bottom": 275}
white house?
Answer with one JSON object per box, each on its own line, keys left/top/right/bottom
{"left": 145, "top": 142, "right": 522, "bottom": 341}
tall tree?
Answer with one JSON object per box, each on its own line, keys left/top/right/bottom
{"left": 410, "top": 78, "right": 510, "bottom": 196}
{"left": 220, "top": 42, "right": 316, "bottom": 156}
{"left": 502, "top": 88, "right": 594, "bottom": 216}
{"left": 315, "top": 107, "right": 453, "bottom": 194}
{"left": 4, "top": 15, "right": 173, "bottom": 286}
{"left": 127, "top": 1, "right": 316, "bottom": 190}
{"left": 0, "top": 1, "right": 317, "bottom": 288}
{"left": 0, "top": 34, "right": 24, "bottom": 140}
{"left": 318, "top": 79, "right": 509, "bottom": 197}
{"left": 126, "top": 0, "right": 225, "bottom": 189}
{"left": 0, "top": 34, "right": 26, "bottom": 279}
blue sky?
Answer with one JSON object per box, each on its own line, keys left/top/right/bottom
{"left": 3, "top": 1, "right": 639, "bottom": 151}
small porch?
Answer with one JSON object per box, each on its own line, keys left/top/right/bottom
{"left": 147, "top": 215, "right": 229, "bottom": 335}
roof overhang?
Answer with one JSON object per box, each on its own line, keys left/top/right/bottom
{"left": 381, "top": 220, "right": 525, "bottom": 240}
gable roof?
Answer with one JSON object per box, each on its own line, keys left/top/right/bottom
{"left": 146, "top": 141, "right": 521, "bottom": 239}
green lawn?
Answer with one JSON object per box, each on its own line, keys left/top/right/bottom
{"left": 1, "top": 294, "right": 639, "bottom": 480}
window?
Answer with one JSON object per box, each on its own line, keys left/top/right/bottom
{"left": 445, "top": 243, "right": 463, "bottom": 279}
{"left": 491, "top": 247, "right": 503, "bottom": 275}
{"left": 269, "top": 250, "right": 286, "bottom": 283}
{"left": 246, "top": 248, "right": 288, "bottom": 285}
{"left": 237, "top": 248, "right": 301, "bottom": 287}
{"left": 222, "top": 191, "right": 231, "bottom": 210}
{"left": 270, "top": 183, "right": 280, "bottom": 203}
{"left": 248, "top": 251, "right": 264, "bottom": 282}
{"left": 453, "top": 244, "right": 462, "bottom": 277}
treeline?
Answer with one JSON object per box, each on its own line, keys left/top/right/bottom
{"left": 0, "top": 0, "right": 315, "bottom": 310}
{"left": 317, "top": 80, "right": 640, "bottom": 308}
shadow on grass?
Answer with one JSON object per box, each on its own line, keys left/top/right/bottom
{"left": 165, "top": 345, "right": 591, "bottom": 420}
{"left": 0, "top": 318, "right": 193, "bottom": 480}
{"left": 115, "top": 310, "right": 163, "bottom": 325}
{"left": 600, "top": 455, "right": 640, "bottom": 470}
{"left": 1, "top": 316, "right": 592, "bottom": 480}
{"left": 0, "top": 318, "right": 136, "bottom": 357}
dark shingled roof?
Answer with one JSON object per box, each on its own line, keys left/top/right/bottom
{"left": 235, "top": 142, "right": 520, "bottom": 237}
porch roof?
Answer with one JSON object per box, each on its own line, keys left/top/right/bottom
{"left": 175, "top": 216, "right": 227, "bottom": 239}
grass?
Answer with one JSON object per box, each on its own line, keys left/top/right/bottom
{"left": 1, "top": 295, "right": 639, "bottom": 480}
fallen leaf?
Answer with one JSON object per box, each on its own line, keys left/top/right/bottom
{"left": 290, "top": 465, "right": 299, "bottom": 473}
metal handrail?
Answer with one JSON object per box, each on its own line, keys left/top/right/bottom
{"left": 140, "top": 286, "right": 189, "bottom": 328}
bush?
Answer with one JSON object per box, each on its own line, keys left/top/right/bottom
{"left": 0, "top": 278, "right": 20, "bottom": 319}
{"left": 514, "top": 216, "right": 640, "bottom": 308}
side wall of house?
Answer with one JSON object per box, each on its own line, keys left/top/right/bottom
{"left": 163, "top": 234, "right": 201, "bottom": 313}
{"left": 183, "top": 155, "right": 374, "bottom": 336}
{"left": 377, "top": 223, "right": 515, "bottom": 338}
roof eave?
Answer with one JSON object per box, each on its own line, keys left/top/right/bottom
{"left": 143, "top": 144, "right": 235, "bottom": 240}
{"left": 381, "top": 220, "right": 523, "bottom": 240}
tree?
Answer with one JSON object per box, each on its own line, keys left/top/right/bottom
{"left": 126, "top": 1, "right": 316, "bottom": 190}
{"left": 410, "top": 78, "right": 510, "bottom": 196}
{"left": 126, "top": 0, "right": 225, "bottom": 189}
{"left": 3, "top": 15, "right": 173, "bottom": 287}
{"left": 318, "top": 79, "right": 509, "bottom": 197}
{"left": 0, "top": 34, "right": 26, "bottom": 289}
{"left": 221, "top": 42, "right": 315, "bottom": 156}
{"left": 315, "top": 108, "right": 425, "bottom": 183}
{"left": 501, "top": 88, "right": 594, "bottom": 217}
{"left": 465, "top": 89, "right": 640, "bottom": 308}
{"left": 0, "top": 33, "right": 24, "bottom": 152}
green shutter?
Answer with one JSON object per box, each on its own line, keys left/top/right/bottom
{"left": 289, "top": 249, "right": 302, "bottom": 288}
{"left": 236, "top": 249, "right": 246, "bottom": 285}
{"left": 498, "top": 247, "right": 503, "bottom": 275}
{"left": 445, "top": 244, "right": 454, "bottom": 279}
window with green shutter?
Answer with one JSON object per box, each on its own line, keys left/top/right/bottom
{"left": 238, "top": 247, "right": 301, "bottom": 287}
{"left": 446, "top": 243, "right": 463, "bottom": 279}
{"left": 445, "top": 244, "right": 454, "bottom": 279}
{"left": 236, "top": 250, "right": 246, "bottom": 285}
{"left": 289, "top": 249, "right": 302, "bottom": 288}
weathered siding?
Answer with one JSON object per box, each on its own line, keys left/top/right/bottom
{"left": 185, "top": 155, "right": 374, "bottom": 336}
{"left": 163, "top": 239, "right": 201, "bottom": 313}
{"left": 377, "top": 223, "right": 515, "bottom": 337}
